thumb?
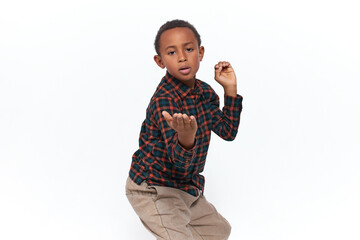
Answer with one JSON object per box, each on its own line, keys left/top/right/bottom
{"left": 189, "top": 115, "right": 198, "bottom": 129}
{"left": 214, "top": 64, "right": 222, "bottom": 81}
{"left": 162, "top": 111, "right": 173, "bottom": 126}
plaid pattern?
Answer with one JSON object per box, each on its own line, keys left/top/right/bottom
{"left": 129, "top": 71, "right": 243, "bottom": 196}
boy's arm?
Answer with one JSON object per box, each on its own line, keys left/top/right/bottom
{"left": 162, "top": 111, "right": 197, "bottom": 150}
{"left": 151, "top": 97, "right": 198, "bottom": 169}
{"left": 211, "top": 61, "right": 243, "bottom": 140}
{"left": 210, "top": 91, "right": 243, "bottom": 140}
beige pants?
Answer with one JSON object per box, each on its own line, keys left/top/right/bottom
{"left": 125, "top": 176, "right": 231, "bottom": 240}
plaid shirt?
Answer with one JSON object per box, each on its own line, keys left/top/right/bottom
{"left": 129, "top": 71, "right": 243, "bottom": 196}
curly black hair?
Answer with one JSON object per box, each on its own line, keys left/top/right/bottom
{"left": 154, "top": 19, "right": 201, "bottom": 55}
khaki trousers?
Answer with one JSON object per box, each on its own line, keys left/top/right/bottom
{"left": 125, "top": 176, "right": 231, "bottom": 240}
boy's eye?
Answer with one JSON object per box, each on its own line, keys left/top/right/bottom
{"left": 186, "top": 48, "right": 193, "bottom": 52}
{"left": 168, "top": 51, "right": 175, "bottom": 55}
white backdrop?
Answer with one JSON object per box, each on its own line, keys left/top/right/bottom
{"left": 1, "top": 0, "right": 359, "bottom": 239}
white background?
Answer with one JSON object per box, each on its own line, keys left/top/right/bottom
{"left": 1, "top": 0, "right": 359, "bottom": 239}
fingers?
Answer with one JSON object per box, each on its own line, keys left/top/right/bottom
{"left": 189, "top": 115, "right": 197, "bottom": 128}
{"left": 173, "top": 113, "right": 189, "bottom": 129}
{"left": 172, "top": 113, "right": 181, "bottom": 129}
{"left": 215, "top": 61, "right": 231, "bottom": 71}
{"left": 215, "top": 61, "right": 231, "bottom": 79}
{"left": 162, "top": 111, "right": 197, "bottom": 131}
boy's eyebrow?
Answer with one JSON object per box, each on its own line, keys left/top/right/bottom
{"left": 164, "top": 42, "right": 194, "bottom": 50}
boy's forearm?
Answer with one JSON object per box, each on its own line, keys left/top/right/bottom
{"left": 177, "top": 133, "right": 196, "bottom": 150}
{"left": 224, "top": 85, "right": 237, "bottom": 97}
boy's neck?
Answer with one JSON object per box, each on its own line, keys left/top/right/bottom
{"left": 165, "top": 71, "right": 197, "bottom": 89}
{"left": 179, "top": 78, "right": 195, "bottom": 89}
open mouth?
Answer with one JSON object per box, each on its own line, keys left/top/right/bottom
{"left": 179, "top": 67, "right": 191, "bottom": 75}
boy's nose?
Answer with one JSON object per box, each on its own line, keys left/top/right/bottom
{"left": 178, "top": 51, "right": 187, "bottom": 62}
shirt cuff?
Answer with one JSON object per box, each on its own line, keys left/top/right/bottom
{"left": 173, "top": 138, "right": 197, "bottom": 168}
{"left": 224, "top": 94, "right": 243, "bottom": 107}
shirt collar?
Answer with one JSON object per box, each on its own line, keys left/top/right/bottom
{"left": 164, "top": 71, "right": 203, "bottom": 99}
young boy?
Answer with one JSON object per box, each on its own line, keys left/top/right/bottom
{"left": 126, "top": 19, "right": 243, "bottom": 240}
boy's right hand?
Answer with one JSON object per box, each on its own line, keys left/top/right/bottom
{"left": 162, "top": 111, "right": 197, "bottom": 149}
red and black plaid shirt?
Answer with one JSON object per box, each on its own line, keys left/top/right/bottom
{"left": 129, "top": 71, "right": 243, "bottom": 196}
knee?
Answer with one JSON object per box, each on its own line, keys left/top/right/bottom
{"left": 212, "top": 217, "right": 231, "bottom": 240}
{"left": 222, "top": 219, "right": 231, "bottom": 239}
{"left": 224, "top": 220, "right": 231, "bottom": 239}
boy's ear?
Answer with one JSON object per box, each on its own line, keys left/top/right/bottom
{"left": 199, "top": 46, "right": 205, "bottom": 62}
{"left": 154, "top": 55, "right": 165, "bottom": 69}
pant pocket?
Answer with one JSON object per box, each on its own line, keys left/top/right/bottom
{"left": 126, "top": 177, "right": 158, "bottom": 200}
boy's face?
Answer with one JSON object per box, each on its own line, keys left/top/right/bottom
{"left": 154, "top": 27, "right": 204, "bottom": 88}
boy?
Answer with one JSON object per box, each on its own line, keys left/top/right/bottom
{"left": 126, "top": 19, "right": 243, "bottom": 240}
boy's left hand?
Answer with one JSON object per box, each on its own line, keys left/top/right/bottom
{"left": 214, "top": 61, "right": 237, "bottom": 96}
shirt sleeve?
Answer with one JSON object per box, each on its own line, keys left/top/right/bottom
{"left": 210, "top": 91, "right": 243, "bottom": 141}
{"left": 150, "top": 96, "right": 197, "bottom": 169}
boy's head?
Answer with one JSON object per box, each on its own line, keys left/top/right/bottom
{"left": 154, "top": 20, "right": 201, "bottom": 55}
{"left": 154, "top": 20, "right": 205, "bottom": 87}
